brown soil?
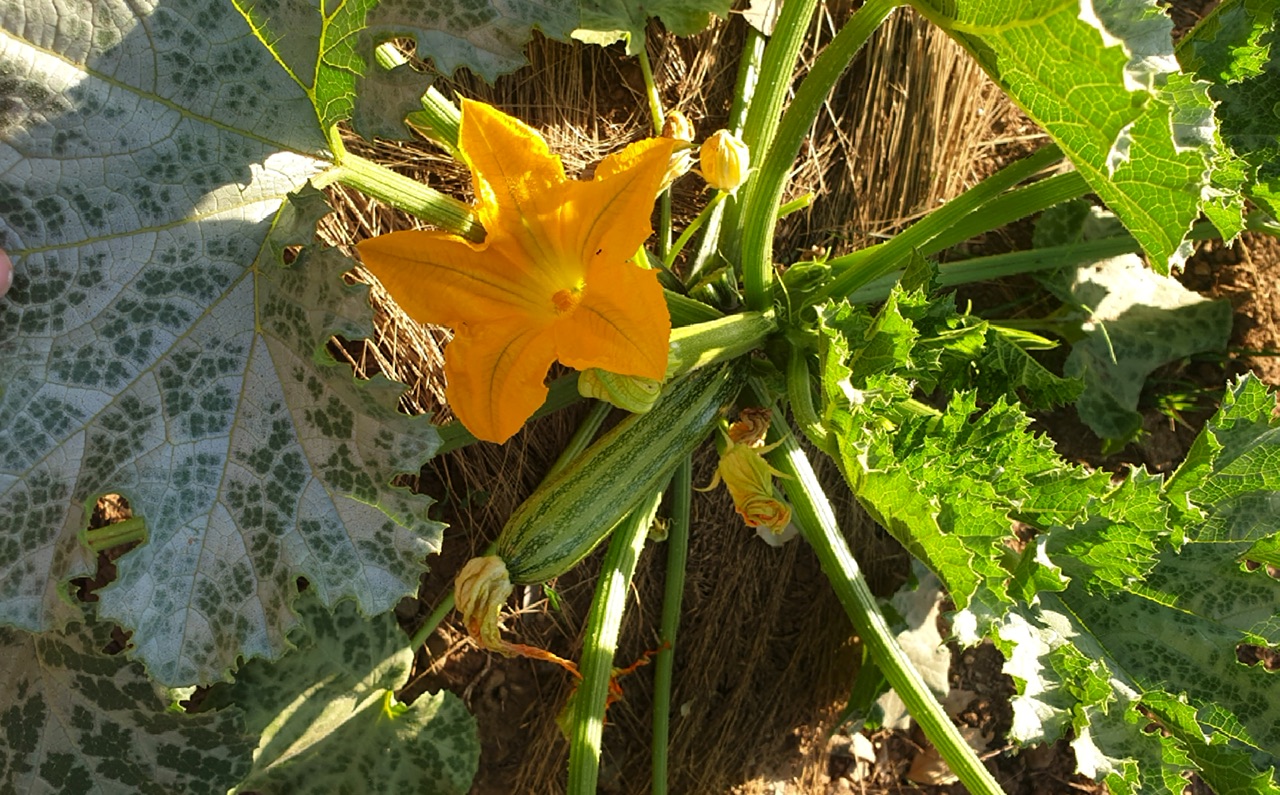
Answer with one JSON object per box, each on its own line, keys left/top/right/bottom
{"left": 311, "top": 1, "right": 1276, "bottom": 793}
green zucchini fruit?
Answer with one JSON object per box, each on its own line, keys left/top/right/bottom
{"left": 497, "top": 363, "right": 745, "bottom": 584}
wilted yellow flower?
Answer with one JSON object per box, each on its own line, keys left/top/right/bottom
{"left": 727, "top": 407, "right": 772, "bottom": 448}
{"left": 701, "top": 436, "right": 791, "bottom": 534}
{"left": 738, "top": 494, "right": 791, "bottom": 532}
{"left": 662, "top": 110, "right": 695, "bottom": 142}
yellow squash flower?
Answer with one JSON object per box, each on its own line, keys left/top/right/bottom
{"left": 358, "top": 100, "right": 677, "bottom": 443}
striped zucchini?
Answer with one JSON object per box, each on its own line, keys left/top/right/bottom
{"left": 497, "top": 363, "right": 744, "bottom": 584}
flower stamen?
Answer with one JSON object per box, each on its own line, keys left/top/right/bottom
{"left": 552, "top": 285, "right": 583, "bottom": 314}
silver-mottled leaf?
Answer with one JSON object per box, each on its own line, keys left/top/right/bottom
{"left": 203, "top": 589, "right": 478, "bottom": 795}
{"left": 1, "top": 1, "right": 442, "bottom": 686}
{"left": 0, "top": 615, "right": 252, "bottom": 794}
{"left": 1062, "top": 255, "right": 1232, "bottom": 444}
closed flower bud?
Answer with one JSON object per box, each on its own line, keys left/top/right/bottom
{"left": 578, "top": 368, "right": 662, "bottom": 413}
{"left": 658, "top": 113, "right": 697, "bottom": 191}
{"left": 699, "top": 129, "right": 750, "bottom": 192}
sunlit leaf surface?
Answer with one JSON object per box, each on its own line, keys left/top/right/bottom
{"left": 913, "top": 0, "right": 1222, "bottom": 273}
{"left": 821, "top": 287, "right": 1280, "bottom": 793}
{"left": 0, "top": 1, "right": 441, "bottom": 686}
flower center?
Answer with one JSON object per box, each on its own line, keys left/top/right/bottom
{"left": 551, "top": 282, "right": 585, "bottom": 315}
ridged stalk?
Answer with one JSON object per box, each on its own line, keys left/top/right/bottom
{"left": 688, "top": 29, "right": 766, "bottom": 282}
{"left": 651, "top": 458, "right": 692, "bottom": 795}
{"left": 812, "top": 144, "right": 1065, "bottom": 305}
{"left": 331, "top": 153, "right": 482, "bottom": 241}
{"left": 740, "top": 0, "right": 900, "bottom": 310}
{"left": 762, "top": 415, "right": 1006, "bottom": 795}
{"left": 567, "top": 490, "right": 664, "bottom": 794}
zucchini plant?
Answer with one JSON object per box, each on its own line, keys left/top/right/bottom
{"left": 2, "top": 0, "right": 1279, "bottom": 793}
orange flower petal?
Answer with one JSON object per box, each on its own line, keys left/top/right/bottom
{"left": 443, "top": 318, "right": 558, "bottom": 444}
{"left": 459, "top": 99, "right": 568, "bottom": 254}
{"left": 570, "top": 138, "right": 677, "bottom": 267}
{"left": 359, "top": 101, "right": 676, "bottom": 444}
{"left": 357, "top": 230, "right": 544, "bottom": 328}
{"left": 554, "top": 257, "right": 670, "bottom": 380}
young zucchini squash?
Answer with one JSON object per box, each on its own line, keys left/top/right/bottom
{"left": 497, "top": 362, "right": 744, "bottom": 584}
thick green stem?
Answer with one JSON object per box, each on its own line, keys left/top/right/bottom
{"left": 777, "top": 192, "right": 815, "bottom": 220}
{"left": 637, "top": 43, "right": 674, "bottom": 260}
{"left": 845, "top": 235, "right": 1142, "bottom": 304}
{"left": 331, "top": 153, "right": 482, "bottom": 241}
{"left": 786, "top": 351, "right": 832, "bottom": 454}
{"left": 738, "top": 0, "right": 820, "bottom": 182}
{"left": 812, "top": 145, "right": 1065, "bottom": 305}
{"left": 665, "top": 288, "right": 725, "bottom": 325}
{"left": 762, "top": 419, "right": 1006, "bottom": 795}
{"left": 841, "top": 201, "right": 1247, "bottom": 306}
{"left": 567, "top": 490, "right": 663, "bottom": 795}
{"left": 666, "top": 310, "right": 777, "bottom": 378}
{"left": 407, "top": 85, "right": 463, "bottom": 155}
{"left": 740, "top": 0, "right": 900, "bottom": 311}
{"left": 547, "top": 402, "right": 614, "bottom": 475}
{"left": 84, "top": 518, "right": 147, "bottom": 552}
{"left": 651, "top": 458, "right": 692, "bottom": 795}
{"left": 914, "top": 171, "right": 1087, "bottom": 257}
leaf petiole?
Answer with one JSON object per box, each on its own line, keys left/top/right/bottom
{"left": 83, "top": 517, "right": 147, "bottom": 552}
{"left": 760, "top": 406, "right": 1006, "bottom": 795}
{"left": 329, "top": 153, "right": 482, "bottom": 241}
{"left": 567, "top": 489, "right": 663, "bottom": 795}
{"left": 651, "top": 458, "right": 692, "bottom": 795}
{"left": 665, "top": 191, "right": 728, "bottom": 270}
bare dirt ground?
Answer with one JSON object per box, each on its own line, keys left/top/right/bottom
{"left": 310, "top": 1, "right": 1276, "bottom": 793}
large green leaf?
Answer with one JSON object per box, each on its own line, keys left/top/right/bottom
{"left": 1058, "top": 254, "right": 1233, "bottom": 444}
{"left": 0, "top": 613, "right": 253, "bottom": 793}
{"left": 1177, "top": 0, "right": 1280, "bottom": 224}
{"left": 818, "top": 291, "right": 1107, "bottom": 627}
{"left": 0, "top": 0, "right": 442, "bottom": 686}
{"left": 201, "top": 590, "right": 478, "bottom": 795}
{"left": 995, "top": 381, "right": 1280, "bottom": 791}
{"left": 911, "top": 0, "right": 1221, "bottom": 274}
{"left": 824, "top": 286, "right": 1280, "bottom": 788}
{"left": 820, "top": 287, "right": 1280, "bottom": 790}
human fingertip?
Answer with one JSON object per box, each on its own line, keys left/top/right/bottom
{"left": 0, "top": 248, "right": 11, "bottom": 299}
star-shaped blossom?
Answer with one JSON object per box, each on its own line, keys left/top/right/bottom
{"left": 358, "top": 100, "right": 676, "bottom": 442}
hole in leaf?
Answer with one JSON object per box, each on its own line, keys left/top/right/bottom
{"left": 1241, "top": 560, "right": 1279, "bottom": 579}
{"left": 281, "top": 244, "right": 302, "bottom": 264}
{"left": 102, "top": 625, "right": 132, "bottom": 656}
{"left": 72, "top": 494, "right": 140, "bottom": 602}
{"left": 1235, "top": 643, "right": 1280, "bottom": 671}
